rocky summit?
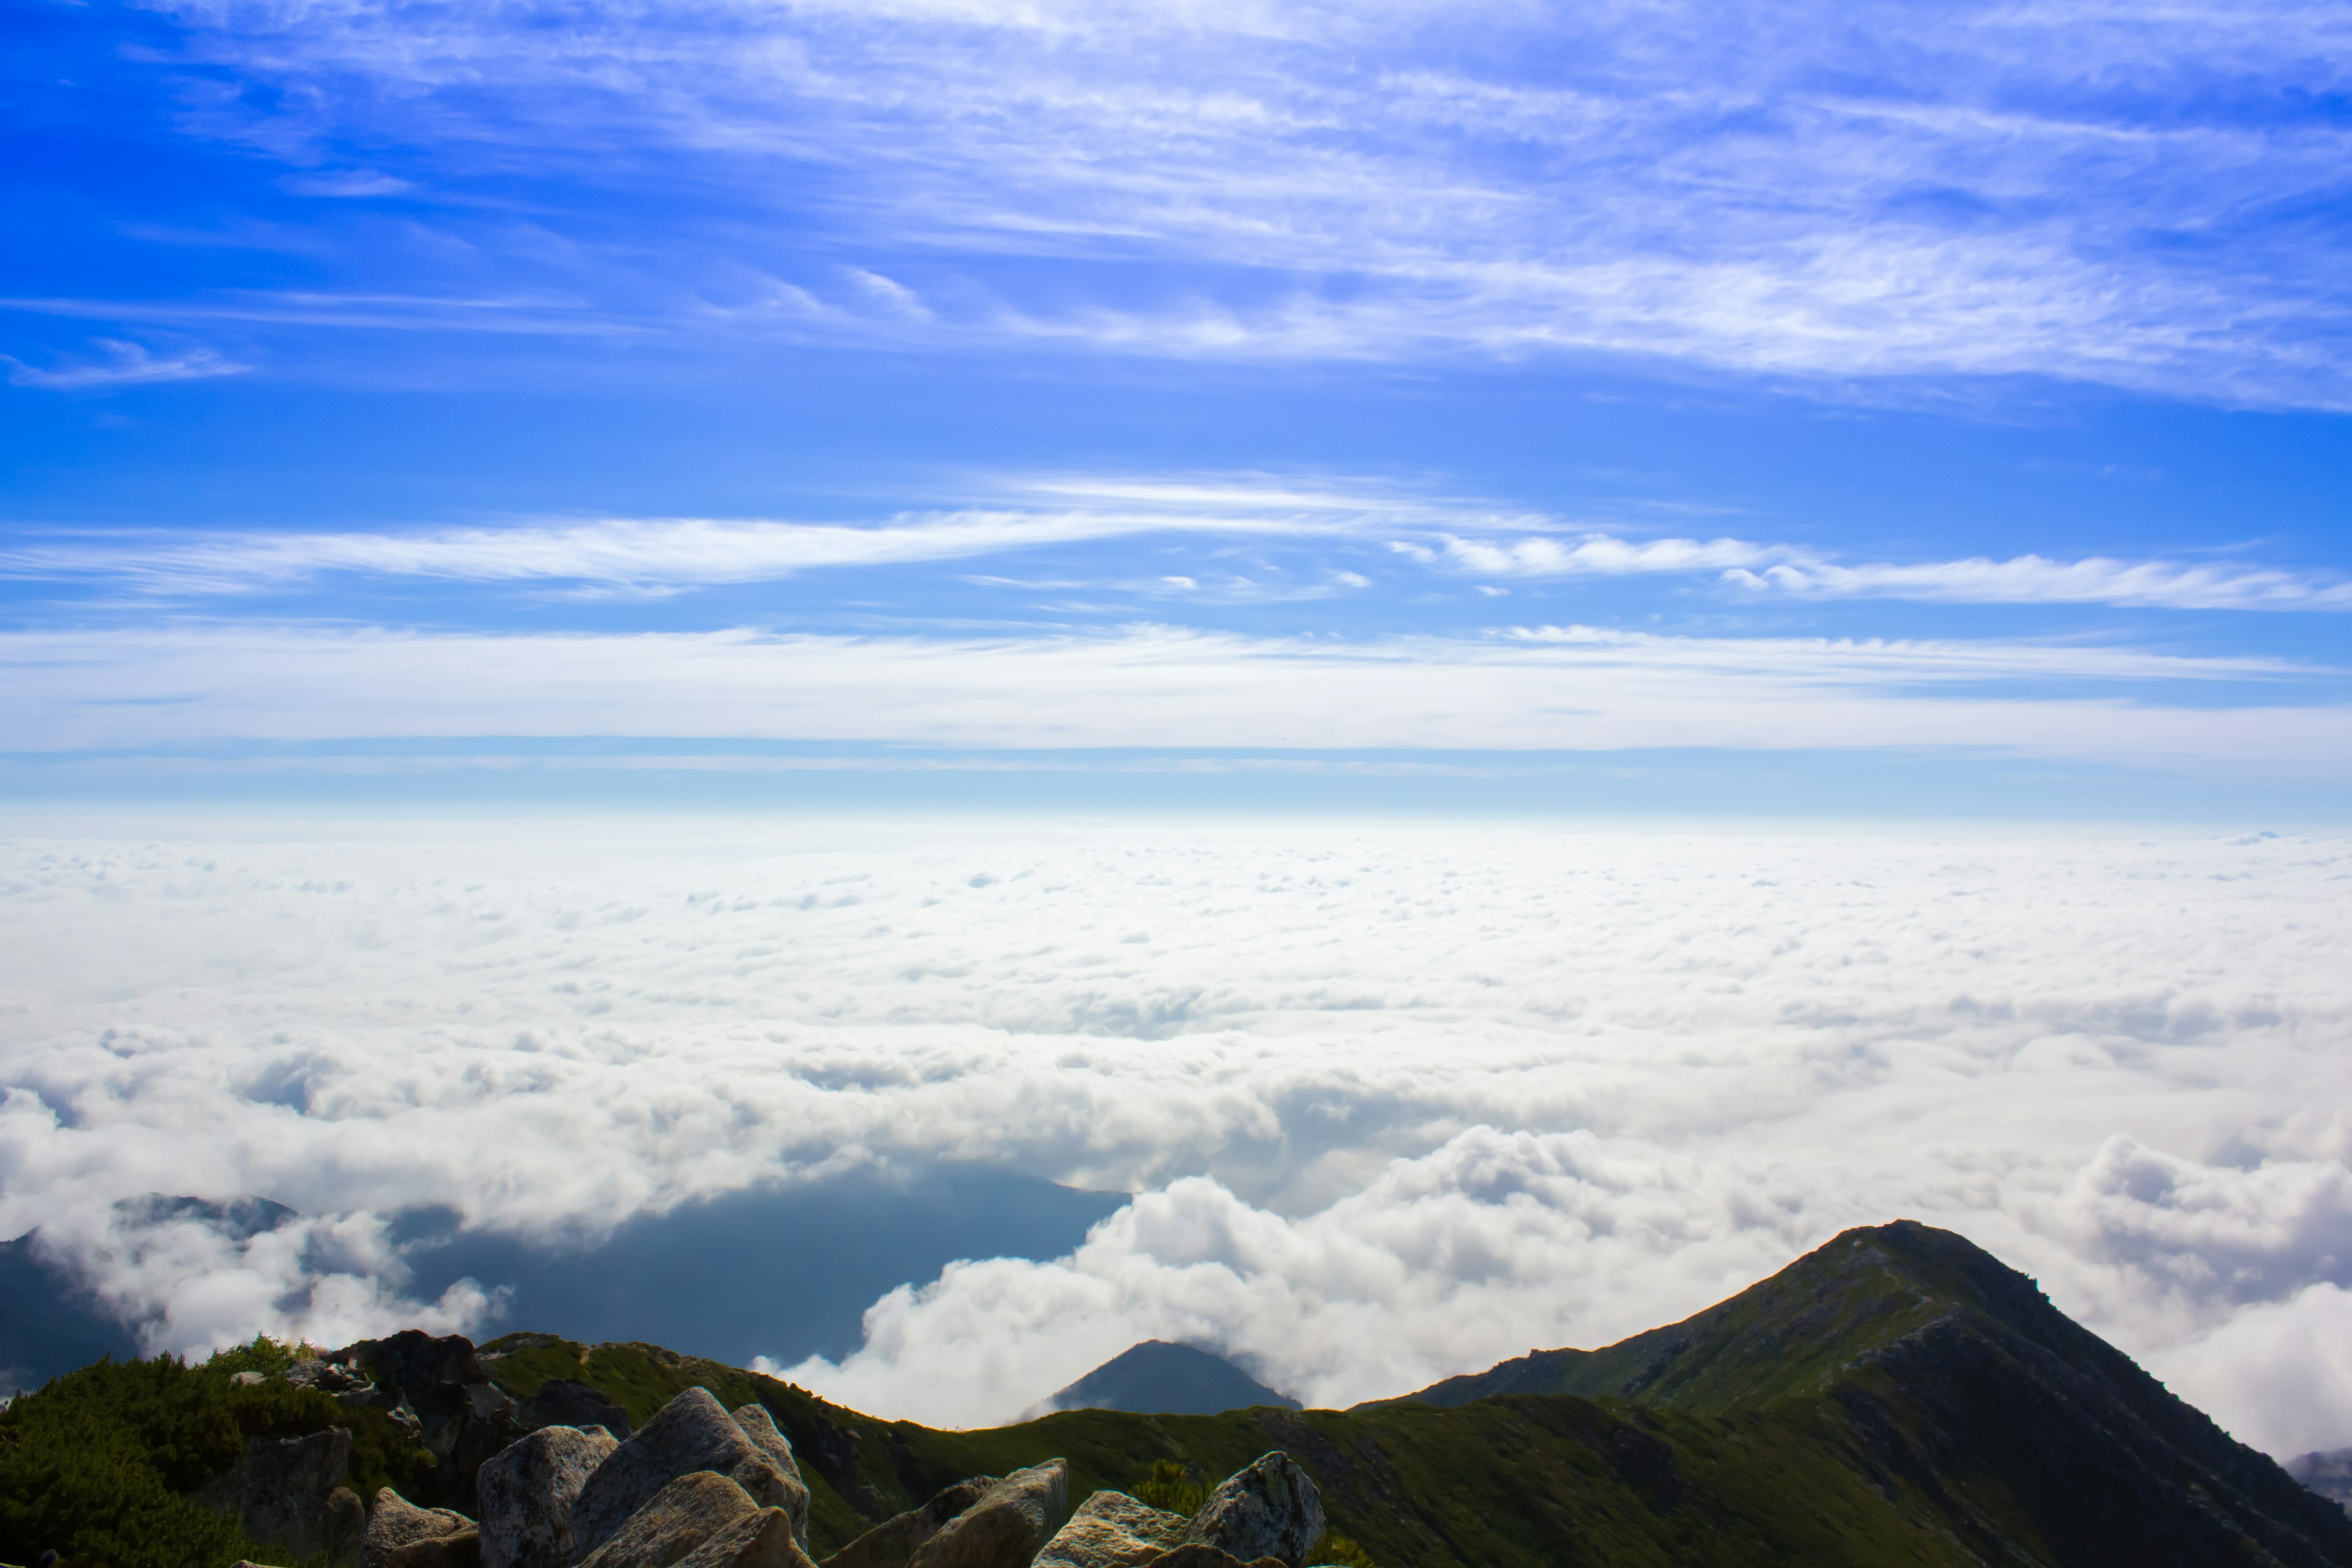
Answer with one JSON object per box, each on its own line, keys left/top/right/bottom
{"left": 4, "top": 1221, "right": 2352, "bottom": 1567}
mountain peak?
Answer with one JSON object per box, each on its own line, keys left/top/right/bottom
{"left": 1046, "top": 1339, "right": 1300, "bottom": 1415}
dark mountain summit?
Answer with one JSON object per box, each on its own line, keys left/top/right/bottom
{"left": 6, "top": 1219, "right": 2350, "bottom": 1568}
{"left": 1400, "top": 1219, "right": 2352, "bottom": 1566}
{"left": 1046, "top": 1340, "right": 1299, "bottom": 1416}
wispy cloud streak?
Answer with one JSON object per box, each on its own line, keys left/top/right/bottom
{"left": 1, "top": 622, "right": 2340, "bottom": 768}
{"left": 111, "top": 0, "right": 2352, "bottom": 401}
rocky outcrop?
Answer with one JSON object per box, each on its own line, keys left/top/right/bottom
{"left": 331, "top": 1331, "right": 524, "bottom": 1515}
{"left": 477, "top": 1423, "right": 619, "bottom": 1568}
{"left": 906, "top": 1461, "right": 1068, "bottom": 1568}
{"left": 519, "top": 1378, "right": 632, "bottom": 1440}
{"left": 568, "top": 1387, "right": 809, "bottom": 1558}
{"left": 728, "top": 1403, "right": 810, "bottom": 1550}
{"left": 818, "top": 1477, "right": 995, "bottom": 1568}
{"left": 363, "top": 1490, "right": 481, "bottom": 1568}
{"left": 1033, "top": 1491, "right": 1187, "bottom": 1568}
{"left": 575, "top": 1472, "right": 766, "bottom": 1568}
{"left": 1140, "top": 1549, "right": 1282, "bottom": 1568}
{"left": 671, "top": 1506, "right": 815, "bottom": 1568}
{"left": 225, "top": 1427, "right": 365, "bottom": 1567}
{"left": 1178, "top": 1455, "right": 1321, "bottom": 1568}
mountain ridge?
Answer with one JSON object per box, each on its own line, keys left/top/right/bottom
{"left": 6, "top": 1219, "right": 2349, "bottom": 1568}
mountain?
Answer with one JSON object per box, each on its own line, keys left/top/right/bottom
{"left": 1046, "top": 1340, "right": 1300, "bottom": 1415}
{"left": 1, "top": 1169, "right": 1123, "bottom": 1393}
{"left": 0, "top": 1231, "right": 140, "bottom": 1393}
{"left": 2291, "top": 1449, "right": 2352, "bottom": 1510}
{"left": 7, "top": 1219, "right": 2351, "bottom": 1568}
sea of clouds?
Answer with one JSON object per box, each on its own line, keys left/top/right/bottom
{"left": 4, "top": 820, "right": 2351, "bottom": 1456}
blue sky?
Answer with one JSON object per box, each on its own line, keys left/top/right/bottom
{"left": 6, "top": 0, "right": 2351, "bottom": 816}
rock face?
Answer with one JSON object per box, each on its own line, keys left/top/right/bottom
{"left": 568, "top": 1387, "right": 809, "bottom": 1558}
{"left": 1140, "top": 1549, "right": 1282, "bottom": 1568}
{"left": 1032, "top": 1491, "right": 1187, "bottom": 1568}
{"left": 728, "top": 1403, "right": 811, "bottom": 1550}
{"left": 819, "top": 1477, "right": 995, "bottom": 1568}
{"left": 575, "top": 1472, "right": 764, "bottom": 1568}
{"left": 519, "top": 1378, "right": 633, "bottom": 1440}
{"left": 235, "top": 1427, "right": 366, "bottom": 1566}
{"left": 363, "top": 1490, "right": 481, "bottom": 1568}
{"left": 906, "top": 1461, "right": 1069, "bottom": 1568}
{"left": 671, "top": 1506, "right": 815, "bottom": 1568}
{"left": 1133, "top": 1542, "right": 1279, "bottom": 1568}
{"left": 476, "top": 1423, "right": 620, "bottom": 1568}
{"left": 1178, "top": 1455, "right": 1322, "bottom": 1568}
{"left": 331, "top": 1330, "right": 524, "bottom": 1515}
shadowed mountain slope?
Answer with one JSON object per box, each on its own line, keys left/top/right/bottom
{"left": 1046, "top": 1340, "right": 1300, "bottom": 1415}
{"left": 1396, "top": 1219, "right": 2352, "bottom": 1566}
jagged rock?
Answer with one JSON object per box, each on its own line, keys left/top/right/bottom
{"left": 331, "top": 1331, "right": 524, "bottom": 1515}
{"left": 906, "top": 1460, "right": 1068, "bottom": 1568}
{"left": 239, "top": 1427, "right": 363, "bottom": 1565}
{"left": 728, "top": 1404, "right": 810, "bottom": 1550}
{"left": 674, "top": 1507, "right": 816, "bottom": 1568}
{"left": 519, "top": 1378, "right": 633, "bottom": 1440}
{"left": 569, "top": 1387, "right": 807, "bottom": 1558}
{"left": 575, "top": 1471, "right": 760, "bottom": 1568}
{"left": 1033, "top": 1490, "right": 1187, "bottom": 1568}
{"left": 232, "top": 1370, "right": 266, "bottom": 1386}
{"left": 290, "top": 1357, "right": 374, "bottom": 1393}
{"left": 363, "top": 1490, "right": 480, "bottom": 1568}
{"left": 1178, "top": 1455, "right": 1321, "bottom": 1568}
{"left": 1140, "top": 1550, "right": 1281, "bottom": 1568}
{"left": 477, "top": 1423, "right": 619, "bottom": 1568}
{"left": 818, "top": 1477, "right": 995, "bottom": 1568}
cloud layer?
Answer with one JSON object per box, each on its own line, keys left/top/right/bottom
{"left": 7, "top": 823, "right": 2352, "bottom": 1456}
{"left": 57, "top": 0, "right": 2348, "bottom": 401}
{"left": 2, "top": 620, "right": 2340, "bottom": 771}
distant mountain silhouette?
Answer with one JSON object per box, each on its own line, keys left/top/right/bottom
{"left": 0, "top": 1231, "right": 138, "bottom": 1393}
{"left": 1047, "top": 1339, "right": 1299, "bottom": 1415}
{"left": 1, "top": 1166, "right": 1122, "bottom": 1392}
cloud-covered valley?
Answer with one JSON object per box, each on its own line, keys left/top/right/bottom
{"left": 5, "top": 822, "right": 2352, "bottom": 1457}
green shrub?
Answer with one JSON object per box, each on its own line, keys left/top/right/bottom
{"left": 1132, "top": 1457, "right": 1207, "bottom": 1516}
{"left": 1313, "top": 1534, "right": 1382, "bottom": 1568}
{"left": 0, "top": 1344, "right": 434, "bottom": 1568}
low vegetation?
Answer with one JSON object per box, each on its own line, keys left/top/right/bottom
{"left": 0, "top": 1339, "right": 434, "bottom": 1568}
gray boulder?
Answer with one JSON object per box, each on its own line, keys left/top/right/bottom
{"left": 520, "top": 1379, "right": 633, "bottom": 1441}
{"left": 570, "top": 1388, "right": 805, "bottom": 1558}
{"left": 575, "top": 1472, "right": 761, "bottom": 1568}
{"left": 728, "top": 1404, "right": 810, "bottom": 1550}
{"left": 478, "top": 1423, "right": 620, "bottom": 1568}
{"left": 1034, "top": 1491, "right": 1188, "bottom": 1568}
{"left": 239, "top": 1428, "right": 365, "bottom": 1566}
{"left": 818, "top": 1477, "right": 995, "bottom": 1568}
{"left": 1178, "top": 1455, "right": 1322, "bottom": 1568}
{"left": 674, "top": 1507, "right": 816, "bottom": 1568}
{"left": 907, "top": 1460, "right": 1069, "bottom": 1568}
{"left": 1140, "top": 1550, "right": 1282, "bottom": 1568}
{"left": 364, "top": 1490, "right": 481, "bottom": 1568}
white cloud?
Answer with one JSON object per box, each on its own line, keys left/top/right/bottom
{"left": 0, "top": 621, "right": 2339, "bottom": 768}
{"left": 118, "top": 0, "right": 2352, "bottom": 401}
{"left": 6, "top": 824, "right": 2352, "bottom": 1452}
{"left": 13, "top": 472, "right": 2343, "bottom": 614}
{"left": 1726, "top": 556, "right": 2352, "bottom": 612}
{"left": 1, "top": 339, "right": 248, "bottom": 390}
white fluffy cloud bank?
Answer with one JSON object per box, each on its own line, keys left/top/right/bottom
{"left": 6, "top": 822, "right": 2352, "bottom": 1458}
